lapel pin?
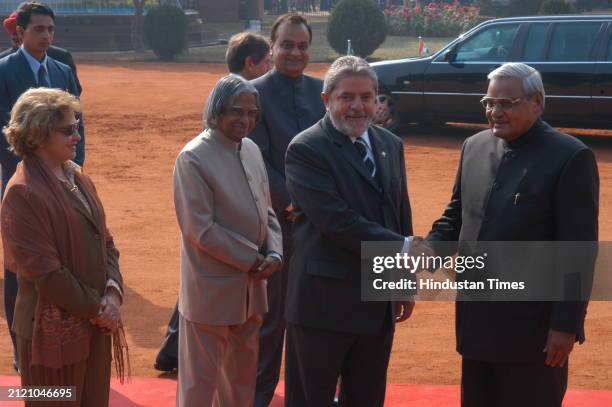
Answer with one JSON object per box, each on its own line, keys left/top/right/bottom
{"left": 381, "top": 151, "right": 386, "bottom": 157}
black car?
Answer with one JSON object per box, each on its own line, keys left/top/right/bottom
{"left": 371, "top": 15, "right": 612, "bottom": 130}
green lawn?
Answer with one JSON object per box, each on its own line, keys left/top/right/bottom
{"left": 75, "top": 14, "right": 453, "bottom": 63}
{"left": 181, "top": 33, "right": 452, "bottom": 64}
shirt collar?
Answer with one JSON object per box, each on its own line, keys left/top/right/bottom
{"left": 208, "top": 128, "right": 242, "bottom": 152}
{"left": 503, "top": 118, "right": 545, "bottom": 149}
{"left": 62, "top": 160, "right": 82, "bottom": 183}
{"left": 326, "top": 113, "right": 372, "bottom": 147}
{"left": 271, "top": 68, "right": 304, "bottom": 87}
{"left": 20, "top": 45, "right": 48, "bottom": 76}
{"left": 351, "top": 128, "right": 371, "bottom": 147}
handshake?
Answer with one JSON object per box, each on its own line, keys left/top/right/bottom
{"left": 249, "top": 253, "right": 282, "bottom": 280}
{"left": 408, "top": 236, "right": 435, "bottom": 273}
{"left": 393, "top": 237, "right": 435, "bottom": 323}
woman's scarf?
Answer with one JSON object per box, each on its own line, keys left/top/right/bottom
{"left": 1, "top": 155, "right": 129, "bottom": 380}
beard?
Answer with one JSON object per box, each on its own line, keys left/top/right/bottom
{"left": 329, "top": 112, "right": 372, "bottom": 138}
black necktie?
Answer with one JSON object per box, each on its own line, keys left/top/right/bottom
{"left": 355, "top": 137, "right": 376, "bottom": 179}
{"left": 37, "top": 65, "right": 50, "bottom": 88}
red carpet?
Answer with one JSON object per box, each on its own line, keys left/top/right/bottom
{"left": 2, "top": 375, "right": 612, "bottom": 406}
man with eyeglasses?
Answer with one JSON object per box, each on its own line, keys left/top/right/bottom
{"left": 0, "top": 1, "right": 84, "bottom": 373}
{"left": 153, "top": 30, "right": 272, "bottom": 374}
{"left": 426, "top": 63, "right": 599, "bottom": 406}
{"left": 247, "top": 13, "right": 326, "bottom": 407}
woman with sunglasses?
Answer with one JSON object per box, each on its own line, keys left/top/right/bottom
{"left": 1, "top": 88, "right": 128, "bottom": 406}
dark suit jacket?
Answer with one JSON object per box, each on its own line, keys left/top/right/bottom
{"left": 0, "top": 48, "right": 85, "bottom": 187}
{"left": 248, "top": 69, "right": 326, "bottom": 216}
{"left": 0, "top": 46, "right": 82, "bottom": 96}
{"left": 427, "top": 119, "right": 599, "bottom": 363}
{"left": 285, "top": 114, "right": 413, "bottom": 335}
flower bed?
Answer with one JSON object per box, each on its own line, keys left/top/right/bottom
{"left": 384, "top": 2, "right": 483, "bottom": 37}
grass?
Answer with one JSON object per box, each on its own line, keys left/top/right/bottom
{"left": 74, "top": 14, "right": 454, "bottom": 64}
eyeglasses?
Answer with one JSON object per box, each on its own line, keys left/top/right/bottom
{"left": 226, "top": 107, "right": 259, "bottom": 120}
{"left": 480, "top": 95, "right": 531, "bottom": 111}
{"left": 54, "top": 120, "right": 80, "bottom": 136}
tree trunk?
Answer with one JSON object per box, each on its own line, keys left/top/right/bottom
{"left": 244, "top": 0, "right": 264, "bottom": 20}
{"left": 132, "top": 0, "right": 145, "bottom": 52}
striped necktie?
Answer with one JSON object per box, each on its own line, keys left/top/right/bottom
{"left": 354, "top": 136, "right": 376, "bottom": 179}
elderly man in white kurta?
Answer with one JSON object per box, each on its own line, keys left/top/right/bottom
{"left": 174, "top": 75, "right": 283, "bottom": 407}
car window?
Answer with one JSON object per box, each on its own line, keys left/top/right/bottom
{"left": 548, "top": 22, "right": 602, "bottom": 62}
{"left": 523, "top": 23, "right": 549, "bottom": 61}
{"left": 455, "top": 24, "right": 519, "bottom": 62}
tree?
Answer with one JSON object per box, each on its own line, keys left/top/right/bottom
{"left": 143, "top": 5, "right": 188, "bottom": 60}
{"left": 327, "top": 0, "right": 388, "bottom": 58}
{"left": 132, "top": 0, "right": 146, "bottom": 52}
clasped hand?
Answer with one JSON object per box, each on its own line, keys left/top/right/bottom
{"left": 250, "top": 254, "right": 282, "bottom": 280}
{"left": 90, "top": 291, "right": 122, "bottom": 335}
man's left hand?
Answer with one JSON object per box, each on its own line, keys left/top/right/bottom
{"left": 395, "top": 298, "right": 415, "bottom": 323}
{"left": 544, "top": 329, "right": 576, "bottom": 367}
{"left": 251, "top": 256, "right": 282, "bottom": 280}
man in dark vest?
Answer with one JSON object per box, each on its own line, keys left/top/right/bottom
{"left": 427, "top": 62, "right": 599, "bottom": 407}
{"left": 248, "top": 13, "right": 326, "bottom": 407}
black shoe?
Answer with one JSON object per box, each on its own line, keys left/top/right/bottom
{"left": 154, "top": 354, "right": 177, "bottom": 372}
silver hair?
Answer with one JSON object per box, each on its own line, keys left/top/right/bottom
{"left": 203, "top": 74, "right": 260, "bottom": 129}
{"left": 323, "top": 56, "right": 378, "bottom": 95}
{"left": 488, "top": 63, "right": 546, "bottom": 107}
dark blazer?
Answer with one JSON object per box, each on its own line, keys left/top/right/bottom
{"left": 248, "top": 69, "right": 326, "bottom": 215}
{"left": 427, "top": 119, "right": 599, "bottom": 363}
{"left": 0, "top": 48, "right": 84, "bottom": 187}
{"left": 0, "top": 45, "right": 82, "bottom": 96}
{"left": 285, "top": 114, "right": 413, "bottom": 335}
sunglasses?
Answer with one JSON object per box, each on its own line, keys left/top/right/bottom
{"left": 54, "top": 120, "right": 80, "bottom": 136}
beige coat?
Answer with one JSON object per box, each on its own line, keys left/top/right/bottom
{"left": 174, "top": 129, "right": 282, "bottom": 326}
